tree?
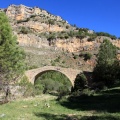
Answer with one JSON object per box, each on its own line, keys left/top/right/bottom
{"left": 0, "top": 12, "right": 25, "bottom": 88}
{"left": 73, "top": 73, "right": 88, "bottom": 92}
{"left": 93, "top": 39, "right": 119, "bottom": 87}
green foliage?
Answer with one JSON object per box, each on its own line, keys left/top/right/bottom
{"left": 68, "top": 31, "right": 74, "bottom": 37}
{"left": 48, "top": 19, "right": 55, "bottom": 25}
{"left": 19, "top": 26, "right": 31, "bottom": 34}
{"left": 73, "top": 73, "right": 88, "bottom": 91}
{"left": 64, "top": 34, "right": 69, "bottom": 39}
{"left": 17, "top": 18, "right": 30, "bottom": 23}
{"left": 66, "top": 25, "right": 69, "bottom": 29}
{"left": 28, "top": 65, "right": 38, "bottom": 70}
{"left": 79, "top": 52, "right": 92, "bottom": 60}
{"left": 72, "top": 53, "right": 78, "bottom": 59}
{"left": 96, "top": 32, "right": 117, "bottom": 39}
{"left": 87, "top": 34, "right": 97, "bottom": 41}
{"left": 34, "top": 71, "right": 72, "bottom": 95}
{"left": 79, "top": 28, "right": 89, "bottom": 32}
{"left": 18, "top": 75, "right": 29, "bottom": 86}
{"left": 19, "top": 75, "right": 41, "bottom": 97}
{"left": 51, "top": 60, "right": 56, "bottom": 66}
{"left": 0, "top": 89, "right": 120, "bottom": 119}
{"left": 0, "top": 12, "right": 25, "bottom": 83}
{"left": 30, "top": 15, "right": 36, "bottom": 18}
{"left": 62, "top": 60, "right": 65, "bottom": 64}
{"left": 84, "top": 52, "right": 92, "bottom": 61}
{"left": 47, "top": 34, "right": 56, "bottom": 41}
{"left": 93, "top": 39, "right": 119, "bottom": 87}
{"left": 54, "top": 56, "right": 61, "bottom": 63}
{"left": 97, "top": 40, "right": 117, "bottom": 64}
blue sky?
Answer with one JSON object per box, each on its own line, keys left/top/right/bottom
{"left": 0, "top": 0, "right": 120, "bottom": 37}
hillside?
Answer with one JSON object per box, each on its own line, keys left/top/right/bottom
{"left": 0, "top": 4, "right": 120, "bottom": 71}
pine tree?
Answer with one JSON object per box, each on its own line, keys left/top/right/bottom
{"left": 93, "top": 39, "right": 119, "bottom": 87}
{"left": 0, "top": 12, "right": 25, "bottom": 84}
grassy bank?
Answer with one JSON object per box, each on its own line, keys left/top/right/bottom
{"left": 0, "top": 88, "right": 120, "bottom": 120}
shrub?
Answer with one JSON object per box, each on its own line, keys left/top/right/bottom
{"left": 19, "top": 76, "right": 41, "bottom": 97}
{"left": 84, "top": 52, "right": 92, "bottom": 61}
{"left": 96, "top": 32, "right": 117, "bottom": 40}
{"left": 54, "top": 56, "right": 61, "bottom": 63}
{"left": 57, "top": 85, "right": 70, "bottom": 101}
{"left": 72, "top": 53, "right": 79, "bottom": 59}
{"left": 51, "top": 61, "right": 56, "bottom": 66}
{"left": 48, "top": 19, "right": 55, "bottom": 25}
{"left": 64, "top": 35, "right": 69, "bottom": 39}
{"left": 87, "top": 34, "right": 97, "bottom": 41}
{"left": 62, "top": 60, "right": 65, "bottom": 64}
{"left": 47, "top": 34, "right": 56, "bottom": 41}
{"left": 19, "top": 27, "right": 31, "bottom": 34}
{"left": 17, "top": 18, "right": 30, "bottom": 23}
{"left": 73, "top": 73, "right": 88, "bottom": 92}
{"left": 28, "top": 65, "right": 38, "bottom": 70}
{"left": 66, "top": 25, "right": 69, "bottom": 29}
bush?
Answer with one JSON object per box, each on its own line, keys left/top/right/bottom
{"left": 54, "top": 56, "right": 61, "bottom": 63}
{"left": 72, "top": 53, "right": 79, "bottom": 59}
{"left": 47, "top": 34, "right": 56, "bottom": 41}
{"left": 66, "top": 25, "right": 69, "bottom": 29}
{"left": 96, "top": 32, "right": 117, "bottom": 40}
{"left": 84, "top": 52, "right": 92, "bottom": 60}
{"left": 17, "top": 18, "right": 30, "bottom": 23}
{"left": 57, "top": 85, "right": 70, "bottom": 101}
{"left": 79, "top": 52, "right": 92, "bottom": 60}
{"left": 48, "top": 19, "right": 55, "bottom": 25}
{"left": 51, "top": 61, "right": 56, "bottom": 66}
{"left": 19, "top": 27, "right": 31, "bottom": 34}
{"left": 28, "top": 65, "right": 38, "bottom": 70}
{"left": 64, "top": 35, "right": 69, "bottom": 39}
{"left": 87, "top": 34, "right": 97, "bottom": 41}
{"left": 19, "top": 76, "right": 41, "bottom": 97}
{"left": 73, "top": 73, "right": 88, "bottom": 92}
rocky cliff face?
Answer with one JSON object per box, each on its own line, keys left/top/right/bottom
{"left": 55, "top": 36, "right": 120, "bottom": 52}
{"left": 5, "top": 4, "right": 63, "bottom": 21}
{"left": 1, "top": 4, "right": 120, "bottom": 53}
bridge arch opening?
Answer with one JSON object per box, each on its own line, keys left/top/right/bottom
{"left": 34, "top": 70, "right": 72, "bottom": 94}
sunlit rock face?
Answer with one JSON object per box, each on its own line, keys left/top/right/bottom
{"left": 1, "top": 4, "right": 120, "bottom": 52}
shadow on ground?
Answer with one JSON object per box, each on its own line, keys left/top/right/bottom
{"left": 34, "top": 112, "right": 120, "bottom": 120}
{"left": 34, "top": 112, "right": 67, "bottom": 120}
{"left": 60, "top": 88, "right": 120, "bottom": 113}
{"left": 80, "top": 116, "right": 120, "bottom": 120}
{"left": 34, "top": 88, "right": 120, "bottom": 120}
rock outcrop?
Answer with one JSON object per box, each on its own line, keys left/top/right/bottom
{"left": 5, "top": 4, "right": 63, "bottom": 21}
{"left": 1, "top": 4, "right": 120, "bottom": 53}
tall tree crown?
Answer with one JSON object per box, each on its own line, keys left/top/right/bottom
{"left": 0, "top": 12, "right": 25, "bottom": 82}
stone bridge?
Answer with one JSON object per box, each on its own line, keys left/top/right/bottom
{"left": 25, "top": 66, "right": 81, "bottom": 86}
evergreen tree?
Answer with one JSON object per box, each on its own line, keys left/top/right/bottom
{"left": 93, "top": 39, "right": 119, "bottom": 87}
{"left": 73, "top": 73, "right": 88, "bottom": 91}
{"left": 0, "top": 12, "right": 25, "bottom": 84}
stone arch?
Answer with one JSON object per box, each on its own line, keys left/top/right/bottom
{"left": 25, "top": 66, "right": 81, "bottom": 86}
{"left": 34, "top": 70, "right": 73, "bottom": 86}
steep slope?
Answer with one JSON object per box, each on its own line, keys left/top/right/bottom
{"left": 0, "top": 4, "right": 120, "bottom": 71}
{"left": 1, "top": 4, "right": 119, "bottom": 52}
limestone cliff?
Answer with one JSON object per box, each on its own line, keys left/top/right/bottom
{"left": 1, "top": 4, "right": 120, "bottom": 54}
